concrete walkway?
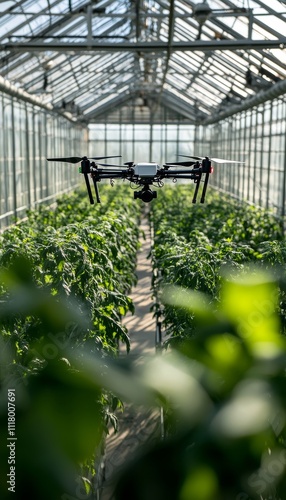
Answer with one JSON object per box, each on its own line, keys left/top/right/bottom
{"left": 121, "top": 211, "right": 156, "bottom": 360}
{"left": 100, "top": 211, "right": 160, "bottom": 499}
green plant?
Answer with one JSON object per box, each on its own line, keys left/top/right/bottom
{"left": 1, "top": 240, "right": 286, "bottom": 500}
{"left": 112, "top": 270, "right": 286, "bottom": 500}
{"left": 150, "top": 185, "right": 285, "bottom": 343}
{"left": 0, "top": 185, "right": 141, "bottom": 497}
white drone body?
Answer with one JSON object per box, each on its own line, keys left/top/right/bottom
{"left": 134, "top": 163, "right": 159, "bottom": 178}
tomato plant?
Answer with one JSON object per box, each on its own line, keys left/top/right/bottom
{"left": 0, "top": 184, "right": 141, "bottom": 496}
{"left": 150, "top": 185, "right": 285, "bottom": 343}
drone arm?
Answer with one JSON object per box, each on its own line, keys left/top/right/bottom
{"left": 159, "top": 167, "right": 202, "bottom": 203}
{"left": 96, "top": 172, "right": 127, "bottom": 179}
{"left": 90, "top": 167, "right": 128, "bottom": 202}
{"left": 164, "top": 174, "right": 198, "bottom": 179}
{"left": 164, "top": 170, "right": 196, "bottom": 176}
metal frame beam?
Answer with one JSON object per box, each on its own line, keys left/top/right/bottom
{"left": 3, "top": 38, "right": 286, "bottom": 52}
{"left": 202, "top": 77, "right": 286, "bottom": 125}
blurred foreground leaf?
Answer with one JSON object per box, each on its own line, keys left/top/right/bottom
{"left": 2, "top": 252, "right": 286, "bottom": 500}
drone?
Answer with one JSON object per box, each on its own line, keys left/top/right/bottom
{"left": 47, "top": 155, "right": 244, "bottom": 204}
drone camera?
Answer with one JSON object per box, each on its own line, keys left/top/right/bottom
{"left": 134, "top": 186, "right": 157, "bottom": 203}
{"left": 134, "top": 163, "right": 158, "bottom": 178}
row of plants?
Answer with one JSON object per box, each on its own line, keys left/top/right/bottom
{"left": 150, "top": 185, "right": 285, "bottom": 343}
{"left": 112, "top": 270, "right": 286, "bottom": 500}
{"left": 1, "top": 184, "right": 141, "bottom": 362}
{"left": 0, "top": 183, "right": 141, "bottom": 498}
{"left": 1, "top": 182, "right": 286, "bottom": 500}
{"left": 135, "top": 184, "right": 286, "bottom": 500}
{"left": 4, "top": 233, "right": 286, "bottom": 500}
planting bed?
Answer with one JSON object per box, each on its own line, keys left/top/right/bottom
{"left": 0, "top": 184, "right": 141, "bottom": 498}
{"left": 1, "top": 184, "right": 286, "bottom": 500}
{"left": 150, "top": 185, "right": 285, "bottom": 343}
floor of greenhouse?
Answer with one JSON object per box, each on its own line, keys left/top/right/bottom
{"left": 100, "top": 209, "right": 160, "bottom": 500}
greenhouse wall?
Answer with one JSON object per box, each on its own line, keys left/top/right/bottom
{"left": 2, "top": 93, "right": 285, "bottom": 229}
{"left": 0, "top": 91, "right": 87, "bottom": 230}
{"left": 195, "top": 96, "right": 286, "bottom": 218}
{"left": 88, "top": 122, "right": 196, "bottom": 166}
{"left": 89, "top": 96, "right": 286, "bottom": 218}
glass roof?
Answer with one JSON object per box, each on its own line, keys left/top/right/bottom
{"left": 1, "top": 0, "right": 286, "bottom": 123}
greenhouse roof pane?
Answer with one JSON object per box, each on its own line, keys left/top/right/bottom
{"left": 0, "top": 0, "right": 286, "bottom": 123}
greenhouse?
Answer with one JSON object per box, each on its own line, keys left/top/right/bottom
{"left": 1, "top": 1, "right": 286, "bottom": 499}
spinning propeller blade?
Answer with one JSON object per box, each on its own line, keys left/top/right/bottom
{"left": 178, "top": 155, "right": 244, "bottom": 164}
{"left": 47, "top": 155, "right": 122, "bottom": 164}
{"left": 165, "top": 161, "right": 197, "bottom": 167}
{"left": 91, "top": 156, "right": 122, "bottom": 160}
{"left": 207, "top": 158, "right": 245, "bottom": 164}
{"left": 178, "top": 155, "right": 203, "bottom": 161}
{"left": 47, "top": 156, "right": 86, "bottom": 163}
{"left": 97, "top": 163, "right": 126, "bottom": 167}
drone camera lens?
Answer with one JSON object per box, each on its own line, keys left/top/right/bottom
{"left": 134, "top": 188, "right": 157, "bottom": 202}
{"left": 141, "top": 189, "right": 156, "bottom": 203}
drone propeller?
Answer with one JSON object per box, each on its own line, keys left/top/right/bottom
{"left": 178, "top": 155, "right": 244, "bottom": 164}
{"left": 96, "top": 162, "right": 127, "bottom": 168}
{"left": 178, "top": 155, "right": 203, "bottom": 161}
{"left": 164, "top": 161, "right": 197, "bottom": 167}
{"left": 47, "top": 156, "right": 86, "bottom": 163}
{"left": 206, "top": 158, "right": 245, "bottom": 164}
{"left": 47, "top": 155, "right": 122, "bottom": 164}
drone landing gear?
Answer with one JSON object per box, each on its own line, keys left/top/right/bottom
{"left": 134, "top": 185, "right": 157, "bottom": 203}
{"left": 83, "top": 173, "right": 94, "bottom": 204}
{"left": 192, "top": 158, "right": 211, "bottom": 204}
{"left": 192, "top": 171, "right": 202, "bottom": 204}
{"left": 200, "top": 158, "right": 212, "bottom": 203}
{"left": 200, "top": 172, "right": 210, "bottom": 204}
{"left": 91, "top": 176, "right": 101, "bottom": 203}
{"left": 80, "top": 159, "right": 101, "bottom": 204}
